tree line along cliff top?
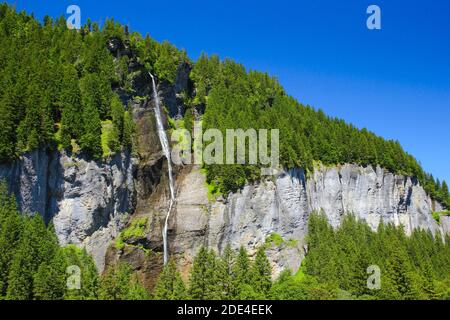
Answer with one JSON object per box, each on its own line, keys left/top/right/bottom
{"left": 0, "top": 3, "right": 448, "bottom": 207}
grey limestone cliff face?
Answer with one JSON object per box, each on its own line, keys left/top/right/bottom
{"left": 0, "top": 150, "right": 136, "bottom": 271}
{"left": 0, "top": 148, "right": 50, "bottom": 220}
{"left": 1, "top": 148, "right": 448, "bottom": 279}
{"left": 52, "top": 153, "right": 136, "bottom": 271}
{"left": 164, "top": 164, "right": 447, "bottom": 278}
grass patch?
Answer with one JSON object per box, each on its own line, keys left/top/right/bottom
{"left": 286, "top": 239, "right": 299, "bottom": 248}
{"left": 101, "top": 120, "right": 114, "bottom": 158}
{"left": 115, "top": 217, "right": 148, "bottom": 250}
{"left": 265, "top": 233, "right": 284, "bottom": 247}
{"left": 115, "top": 237, "right": 125, "bottom": 250}
{"left": 433, "top": 211, "right": 450, "bottom": 225}
{"left": 121, "top": 217, "right": 148, "bottom": 241}
{"left": 265, "top": 233, "right": 299, "bottom": 249}
{"left": 293, "top": 266, "right": 306, "bottom": 282}
{"left": 200, "top": 168, "right": 223, "bottom": 202}
{"left": 168, "top": 117, "right": 185, "bottom": 131}
{"left": 54, "top": 123, "right": 63, "bottom": 151}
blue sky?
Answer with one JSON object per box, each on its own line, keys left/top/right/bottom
{"left": 6, "top": 0, "right": 450, "bottom": 182}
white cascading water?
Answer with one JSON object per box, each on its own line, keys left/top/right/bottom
{"left": 149, "top": 73, "right": 175, "bottom": 265}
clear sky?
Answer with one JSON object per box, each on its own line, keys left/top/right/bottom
{"left": 6, "top": 0, "right": 450, "bottom": 182}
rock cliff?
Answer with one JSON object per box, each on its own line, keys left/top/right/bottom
{"left": 1, "top": 147, "right": 448, "bottom": 281}
{"left": 102, "top": 161, "right": 449, "bottom": 289}
{"left": 161, "top": 164, "right": 448, "bottom": 279}
{"left": 0, "top": 150, "right": 136, "bottom": 271}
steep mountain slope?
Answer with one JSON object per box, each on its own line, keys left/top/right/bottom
{"left": 0, "top": 4, "right": 449, "bottom": 294}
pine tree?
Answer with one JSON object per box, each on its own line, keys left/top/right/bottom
{"left": 80, "top": 75, "right": 103, "bottom": 159}
{"left": 188, "top": 247, "right": 219, "bottom": 300}
{"left": 0, "top": 89, "right": 17, "bottom": 161}
{"left": 60, "top": 65, "right": 82, "bottom": 150}
{"left": 107, "top": 94, "right": 125, "bottom": 153}
{"left": 154, "top": 259, "right": 186, "bottom": 300}
{"left": 16, "top": 82, "right": 53, "bottom": 152}
{"left": 441, "top": 181, "right": 449, "bottom": 207}
{"left": 251, "top": 246, "right": 272, "bottom": 296}
{"left": 171, "top": 274, "right": 188, "bottom": 300}
{"left": 232, "top": 246, "right": 251, "bottom": 298}
{"left": 6, "top": 214, "right": 58, "bottom": 300}
{"left": 0, "top": 183, "right": 22, "bottom": 297}
{"left": 381, "top": 239, "right": 422, "bottom": 300}
{"left": 122, "top": 110, "right": 135, "bottom": 152}
{"left": 33, "top": 250, "right": 66, "bottom": 300}
{"left": 126, "top": 273, "right": 150, "bottom": 300}
{"left": 421, "top": 261, "right": 440, "bottom": 300}
{"left": 216, "top": 244, "right": 235, "bottom": 299}
{"left": 304, "top": 212, "right": 339, "bottom": 286}
{"left": 99, "top": 263, "right": 145, "bottom": 300}
{"left": 63, "top": 246, "right": 99, "bottom": 300}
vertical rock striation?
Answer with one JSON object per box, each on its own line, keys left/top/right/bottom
{"left": 168, "top": 164, "right": 447, "bottom": 278}
{"left": 0, "top": 150, "right": 137, "bottom": 271}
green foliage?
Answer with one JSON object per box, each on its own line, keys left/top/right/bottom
{"left": 0, "top": 180, "right": 151, "bottom": 300}
{"left": 154, "top": 41, "right": 187, "bottom": 83}
{"left": 123, "top": 110, "right": 136, "bottom": 152}
{"left": 251, "top": 246, "right": 272, "bottom": 296}
{"left": 154, "top": 259, "right": 187, "bottom": 300}
{"left": 62, "top": 245, "right": 100, "bottom": 300}
{"left": 188, "top": 247, "right": 219, "bottom": 299}
{"left": 432, "top": 211, "right": 450, "bottom": 225}
{"left": 232, "top": 246, "right": 252, "bottom": 297}
{"left": 265, "top": 233, "right": 284, "bottom": 247}
{"left": 0, "top": 4, "right": 188, "bottom": 162}
{"left": 79, "top": 74, "right": 106, "bottom": 159}
{"left": 109, "top": 94, "right": 125, "bottom": 151}
{"left": 302, "top": 212, "right": 450, "bottom": 300}
{"left": 60, "top": 65, "right": 83, "bottom": 151}
{"left": 99, "top": 262, "right": 149, "bottom": 300}
{"left": 33, "top": 250, "right": 67, "bottom": 300}
{"left": 191, "top": 54, "right": 450, "bottom": 206}
{"left": 101, "top": 120, "right": 115, "bottom": 157}
{"left": 120, "top": 217, "right": 148, "bottom": 242}
{"left": 182, "top": 245, "right": 273, "bottom": 300}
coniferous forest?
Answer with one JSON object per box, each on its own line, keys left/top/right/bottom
{"left": 0, "top": 3, "right": 449, "bottom": 301}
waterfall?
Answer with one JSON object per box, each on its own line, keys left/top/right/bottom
{"left": 149, "top": 73, "right": 175, "bottom": 265}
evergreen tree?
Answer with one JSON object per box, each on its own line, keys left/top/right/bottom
{"left": 122, "top": 111, "right": 135, "bottom": 152}
{"left": 80, "top": 74, "right": 103, "bottom": 159}
{"left": 251, "top": 246, "right": 272, "bottom": 296}
{"left": 6, "top": 214, "right": 58, "bottom": 300}
{"left": 232, "top": 246, "right": 251, "bottom": 298}
{"left": 216, "top": 244, "right": 235, "bottom": 299}
{"left": 60, "top": 65, "right": 83, "bottom": 150}
{"left": 441, "top": 181, "right": 449, "bottom": 207}
{"left": 63, "top": 246, "right": 99, "bottom": 300}
{"left": 154, "top": 259, "right": 187, "bottom": 300}
{"left": 33, "top": 250, "right": 66, "bottom": 300}
{"left": 99, "top": 263, "right": 147, "bottom": 300}
{"left": 107, "top": 94, "right": 125, "bottom": 153}
{"left": 188, "top": 247, "right": 219, "bottom": 300}
{"left": 0, "top": 89, "right": 17, "bottom": 161}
